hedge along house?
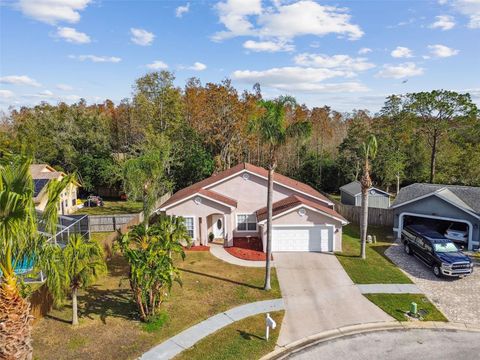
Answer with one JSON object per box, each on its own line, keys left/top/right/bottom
{"left": 391, "top": 183, "right": 480, "bottom": 251}
{"left": 158, "top": 163, "right": 348, "bottom": 253}
{"left": 339, "top": 181, "right": 391, "bottom": 209}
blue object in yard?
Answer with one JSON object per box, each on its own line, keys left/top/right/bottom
{"left": 14, "top": 256, "right": 35, "bottom": 275}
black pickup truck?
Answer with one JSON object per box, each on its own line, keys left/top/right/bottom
{"left": 401, "top": 224, "right": 473, "bottom": 277}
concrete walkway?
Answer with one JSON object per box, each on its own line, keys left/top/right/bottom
{"left": 274, "top": 252, "right": 392, "bottom": 347}
{"left": 209, "top": 243, "right": 269, "bottom": 268}
{"left": 141, "top": 299, "right": 285, "bottom": 360}
{"left": 356, "top": 283, "right": 423, "bottom": 294}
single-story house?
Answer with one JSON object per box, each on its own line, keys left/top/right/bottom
{"left": 158, "top": 163, "right": 348, "bottom": 252}
{"left": 340, "top": 181, "right": 390, "bottom": 209}
{"left": 391, "top": 183, "right": 480, "bottom": 251}
{"left": 30, "top": 164, "right": 79, "bottom": 215}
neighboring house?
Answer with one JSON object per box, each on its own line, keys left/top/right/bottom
{"left": 159, "top": 163, "right": 347, "bottom": 253}
{"left": 391, "top": 183, "right": 480, "bottom": 251}
{"left": 340, "top": 181, "right": 390, "bottom": 209}
{"left": 30, "top": 164, "right": 79, "bottom": 215}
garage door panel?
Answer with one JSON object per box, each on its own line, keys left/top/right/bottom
{"left": 272, "top": 226, "right": 332, "bottom": 252}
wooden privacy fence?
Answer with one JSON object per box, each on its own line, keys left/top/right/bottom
{"left": 335, "top": 203, "right": 394, "bottom": 227}
{"left": 88, "top": 214, "right": 138, "bottom": 232}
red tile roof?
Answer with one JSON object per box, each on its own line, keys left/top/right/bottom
{"left": 256, "top": 195, "right": 347, "bottom": 223}
{"left": 160, "top": 163, "right": 332, "bottom": 210}
{"left": 198, "top": 189, "right": 237, "bottom": 207}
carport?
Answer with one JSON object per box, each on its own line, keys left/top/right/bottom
{"left": 396, "top": 212, "right": 473, "bottom": 248}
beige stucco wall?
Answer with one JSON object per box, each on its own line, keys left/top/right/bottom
{"left": 35, "top": 181, "right": 78, "bottom": 215}
{"left": 260, "top": 207, "right": 343, "bottom": 252}
{"left": 165, "top": 197, "right": 232, "bottom": 246}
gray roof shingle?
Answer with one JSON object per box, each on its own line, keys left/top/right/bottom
{"left": 340, "top": 181, "right": 389, "bottom": 197}
{"left": 392, "top": 183, "right": 480, "bottom": 214}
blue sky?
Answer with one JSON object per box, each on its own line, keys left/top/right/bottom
{"left": 1, "top": 0, "right": 479, "bottom": 113}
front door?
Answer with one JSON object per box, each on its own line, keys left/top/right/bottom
{"left": 213, "top": 215, "right": 224, "bottom": 239}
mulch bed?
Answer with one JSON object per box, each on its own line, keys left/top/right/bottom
{"left": 225, "top": 237, "right": 271, "bottom": 261}
{"left": 184, "top": 245, "right": 210, "bottom": 252}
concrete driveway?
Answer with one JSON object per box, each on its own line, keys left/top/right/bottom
{"left": 274, "top": 252, "right": 391, "bottom": 347}
{"left": 287, "top": 329, "right": 480, "bottom": 360}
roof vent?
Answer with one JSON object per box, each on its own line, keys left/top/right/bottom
{"left": 242, "top": 173, "right": 250, "bottom": 181}
{"left": 298, "top": 208, "right": 306, "bottom": 217}
{"left": 194, "top": 196, "right": 202, "bottom": 205}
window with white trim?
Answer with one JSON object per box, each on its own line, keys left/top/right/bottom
{"left": 237, "top": 214, "right": 257, "bottom": 231}
{"left": 184, "top": 217, "right": 194, "bottom": 238}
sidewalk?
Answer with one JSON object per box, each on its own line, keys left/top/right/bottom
{"left": 210, "top": 243, "right": 270, "bottom": 268}
{"left": 141, "top": 298, "right": 285, "bottom": 360}
{"left": 356, "top": 283, "right": 422, "bottom": 294}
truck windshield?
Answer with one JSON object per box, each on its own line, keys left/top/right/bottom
{"left": 434, "top": 242, "right": 458, "bottom": 253}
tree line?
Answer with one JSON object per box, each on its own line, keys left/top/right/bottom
{"left": 1, "top": 71, "right": 478, "bottom": 197}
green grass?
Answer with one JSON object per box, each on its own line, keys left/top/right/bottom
{"left": 365, "top": 294, "right": 448, "bottom": 322}
{"left": 33, "top": 251, "right": 281, "bottom": 360}
{"left": 328, "top": 194, "right": 341, "bottom": 202}
{"left": 142, "top": 312, "right": 170, "bottom": 333}
{"left": 336, "top": 224, "right": 412, "bottom": 284}
{"left": 175, "top": 311, "right": 284, "bottom": 360}
{"left": 74, "top": 200, "right": 143, "bottom": 215}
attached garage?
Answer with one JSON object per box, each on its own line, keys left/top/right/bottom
{"left": 271, "top": 225, "right": 334, "bottom": 252}
{"left": 392, "top": 184, "right": 480, "bottom": 251}
{"left": 256, "top": 195, "right": 348, "bottom": 253}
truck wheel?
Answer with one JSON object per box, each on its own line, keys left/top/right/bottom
{"left": 433, "top": 265, "right": 442, "bottom": 277}
{"left": 404, "top": 244, "right": 413, "bottom": 255}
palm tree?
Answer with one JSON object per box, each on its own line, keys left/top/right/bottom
{"left": 61, "top": 234, "right": 106, "bottom": 326}
{"left": 249, "top": 96, "right": 311, "bottom": 290}
{"left": 0, "top": 156, "right": 71, "bottom": 360}
{"left": 117, "top": 216, "right": 188, "bottom": 321}
{"left": 360, "top": 135, "right": 378, "bottom": 260}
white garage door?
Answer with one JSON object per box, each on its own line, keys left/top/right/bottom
{"left": 271, "top": 225, "right": 333, "bottom": 252}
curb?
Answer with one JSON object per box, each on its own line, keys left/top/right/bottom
{"left": 260, "top": 321, "right": 480, "bottom": 360}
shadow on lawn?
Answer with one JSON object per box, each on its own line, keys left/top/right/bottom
{"left": 237, "top": 330, "right": 264, "bottom": 341}
{"left": 78, "top": 287, "right": 137, "bottom": 324}
{"left": 179, "top": 268, "right": 263, "bottom": 290}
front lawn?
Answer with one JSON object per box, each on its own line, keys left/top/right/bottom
{"left": 175, "top": 311, "right": 284, "bottom": 360}
{"left": 74, "top": 200, "right": 143, "bottom": 215}
{"left": 365, "top": 294, "right": 448, "bottom": 322}
{"left": 32, "top": 251, "right": 281, "bottom": 360}
{"left": 336, "top": 224, "right": 412, "bottom": 284}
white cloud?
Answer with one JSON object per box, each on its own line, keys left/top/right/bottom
{"left": 188, "top": 62, "right": 207, "bottom": 71}
{"left": 56, "top": 84, "right": 74, "bottom": 91}
{"left": 294, "top": 53, "right": 375, "bottom": 72}
{"left": 146, "top": 60, "right": 169, "bottom": 70}
{"left": 130, "top": 28, "right": 155, "bottom": 46}
{"left": 17, "top": 0, "right": 91, "bottom": 25}
{"left": 69, "top": 54, "right": 122, "bottom": 63}
{"left": 376, "top": 62, "right": 424, "bottom": 79}
{"left": 428, "top": 44, "right": 459, "bottom": 57}
{"left": 447, "top": 0, "right": 480, "bottom": 28}
{"left": 243, "top": 40, "right": 294, "bottom": 52}
{"left": 232, "top": 66, "right": 368, "bottom": 93}
{"left": 430, "top": 15, "right": 456, "bottom": 30}
{"left": 358, "top": 47, "right": 372, "bottom": 55}
{"left": 213, "top": 0, "right": 363, "bottom": 42}
{"left": 0, "top": 75, "right": 41, "bottom": 87}
{"left": 391, "top": 46, "right": 413, "bottom": 58}
{"left": 176, "top": 3, "right": 190, "bottom": 17}
{"left": 56, "top": 27, "right": 90, "bottom": 44}
{"left": 0, "top": 90, "right": 14, "bottom": 99}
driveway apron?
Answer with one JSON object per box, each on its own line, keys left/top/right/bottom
{"left": 274, "top": 252, "right": 392, "bottom": 347}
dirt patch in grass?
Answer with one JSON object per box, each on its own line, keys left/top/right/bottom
{"left": 365, "top": 294, "right": 448, "bottom": 322}
{"left": 336, "top": 224, "right": 412, "bottom": 284}
{"left": 32, "top": 251, "right": 281, "bottom": 360}
{"left": 175, "top": 311, "right": 284, "bottom": 360}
